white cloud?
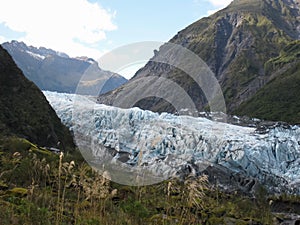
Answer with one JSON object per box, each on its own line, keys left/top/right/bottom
{"left": 193, "top": 0, "right": 233, "bottom": 17}
{"left": 0, "top": 0, "right": 117, "bottom": 58}
{"left": 194, "top": 0, "right": 232, "bottom": 7}
{"left": 207, "top": 0, "right": 233, "bottom": 7}
{"left": 0, "top": 35, "right": 7, "bottom": 44}
{"left": 206, "top": 9, "right": 219, "bottom": 16}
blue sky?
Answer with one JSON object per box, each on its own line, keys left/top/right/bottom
{"left": 98, "top": 0, "right": 219, "bottom": 46}
{"left": 0, "top": 0, "right": 232, "bottom": 78}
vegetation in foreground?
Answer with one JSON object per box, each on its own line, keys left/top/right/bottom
{"left": 0, "top": 136, "right": 299, "bottom": 225}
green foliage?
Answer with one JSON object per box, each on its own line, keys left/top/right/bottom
{"left": 236, "top": 61, "right": 300, "bottom": 124}
{"left": 265, "top": 40, "right": 300, "bottom": 74}
{"left": 121, "top": 198, "right": 150, "bottom": 219}
{"left": 0, "top": 136, "right": 294, "bottom": 224}
{"left": 8, "top": 188, "right": 28, "bottom": 197}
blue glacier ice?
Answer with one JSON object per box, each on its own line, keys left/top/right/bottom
{"left": 44, "top": 91, "right": 300, "bottom": 192}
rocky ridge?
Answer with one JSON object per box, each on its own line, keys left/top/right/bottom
{"left": 2, "top": 41, "right": 127, "bottom": 95}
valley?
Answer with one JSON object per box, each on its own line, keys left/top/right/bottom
{"left": 0, "top": 0, "right": 300, "bottom": 224}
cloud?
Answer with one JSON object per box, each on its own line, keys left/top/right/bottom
{"left": 206, "top": 9, "right": 219, "bottom": 16}
{"left": 194, "top": 0, "right": 233, "bottom": 16}
{"left": 207, "top": 0, "right": 233, "bottom": 7}
{"left": 0, "top": 0, "right": 117, "bottom": 58}
{"left": 194, "top": 0, "right": 232, "bottom": 7}
{"left": 193, "top": 0, "right": 233, "bottom": 17}
{"left": 0, "top": 35, "right": 7, "bottom": 44}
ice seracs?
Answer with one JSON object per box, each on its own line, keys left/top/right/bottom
{"left": 44, "top": 91, "right": 300, "bottom": 192}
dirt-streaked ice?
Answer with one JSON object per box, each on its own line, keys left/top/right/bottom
{"left": 44, "top": 91, "right": 300, "bottom": 192}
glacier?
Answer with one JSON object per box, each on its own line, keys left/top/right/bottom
{"left": 44, "top": 91, "right": 300, "bottom": 192}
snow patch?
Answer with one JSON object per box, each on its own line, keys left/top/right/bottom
{"left": 26, "top": 50, "right": 45, "bottom": 60}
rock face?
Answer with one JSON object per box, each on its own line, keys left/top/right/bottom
{"left": 235, "top": 41, "right": 300, "bottom": 124}
{"left": 2, "top": 41, "right": 127, "bottom": 95}
{"left": 98, "top": 0, "right": 300, "bottom": 123}
{"left": 0, "top": 46, "right": 74, "bottom": 149}
{"left": 45, "top": 91, "right": 300, "bottom": 193}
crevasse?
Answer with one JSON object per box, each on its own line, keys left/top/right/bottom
{"left": 44, "top": 91, "right": 300, "bottom": 192}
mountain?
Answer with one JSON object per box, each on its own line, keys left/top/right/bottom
{"left": 236, "top": 40, "right": 300, "bottom": 123}
{"left": 2, "top": 41, "right": 127, "bottom": 95}
{"left": 0, "top": 45, "right": 74, "bottom": 149}
{"left": 98, "top": 0, "right": 300, "bottom": 123}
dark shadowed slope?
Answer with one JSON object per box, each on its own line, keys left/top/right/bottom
{"left": 0, "top": 45, "right": 74, "bottom": 149}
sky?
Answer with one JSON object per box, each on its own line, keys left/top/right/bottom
{"left": 0, "top": 0, "right": 232, "bottom": 78}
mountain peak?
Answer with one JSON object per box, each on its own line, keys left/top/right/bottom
{"left": 75, "top": 56, "right": 96, "bottom": 64}
{"left": 2, "top": 41, "right": 127, "bottom": 95}
{"left": 3, "top": 40, "right": 70, "bottom": 58}
{"left": 217, "top": 0, "right": 300, "bottom": 39}
{"left": 98, "top": 0, "right": 300, "bottom": 123}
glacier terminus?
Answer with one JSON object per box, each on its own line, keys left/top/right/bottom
{"left": 44, "top": 91, "right": 300, "bottom": 193}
